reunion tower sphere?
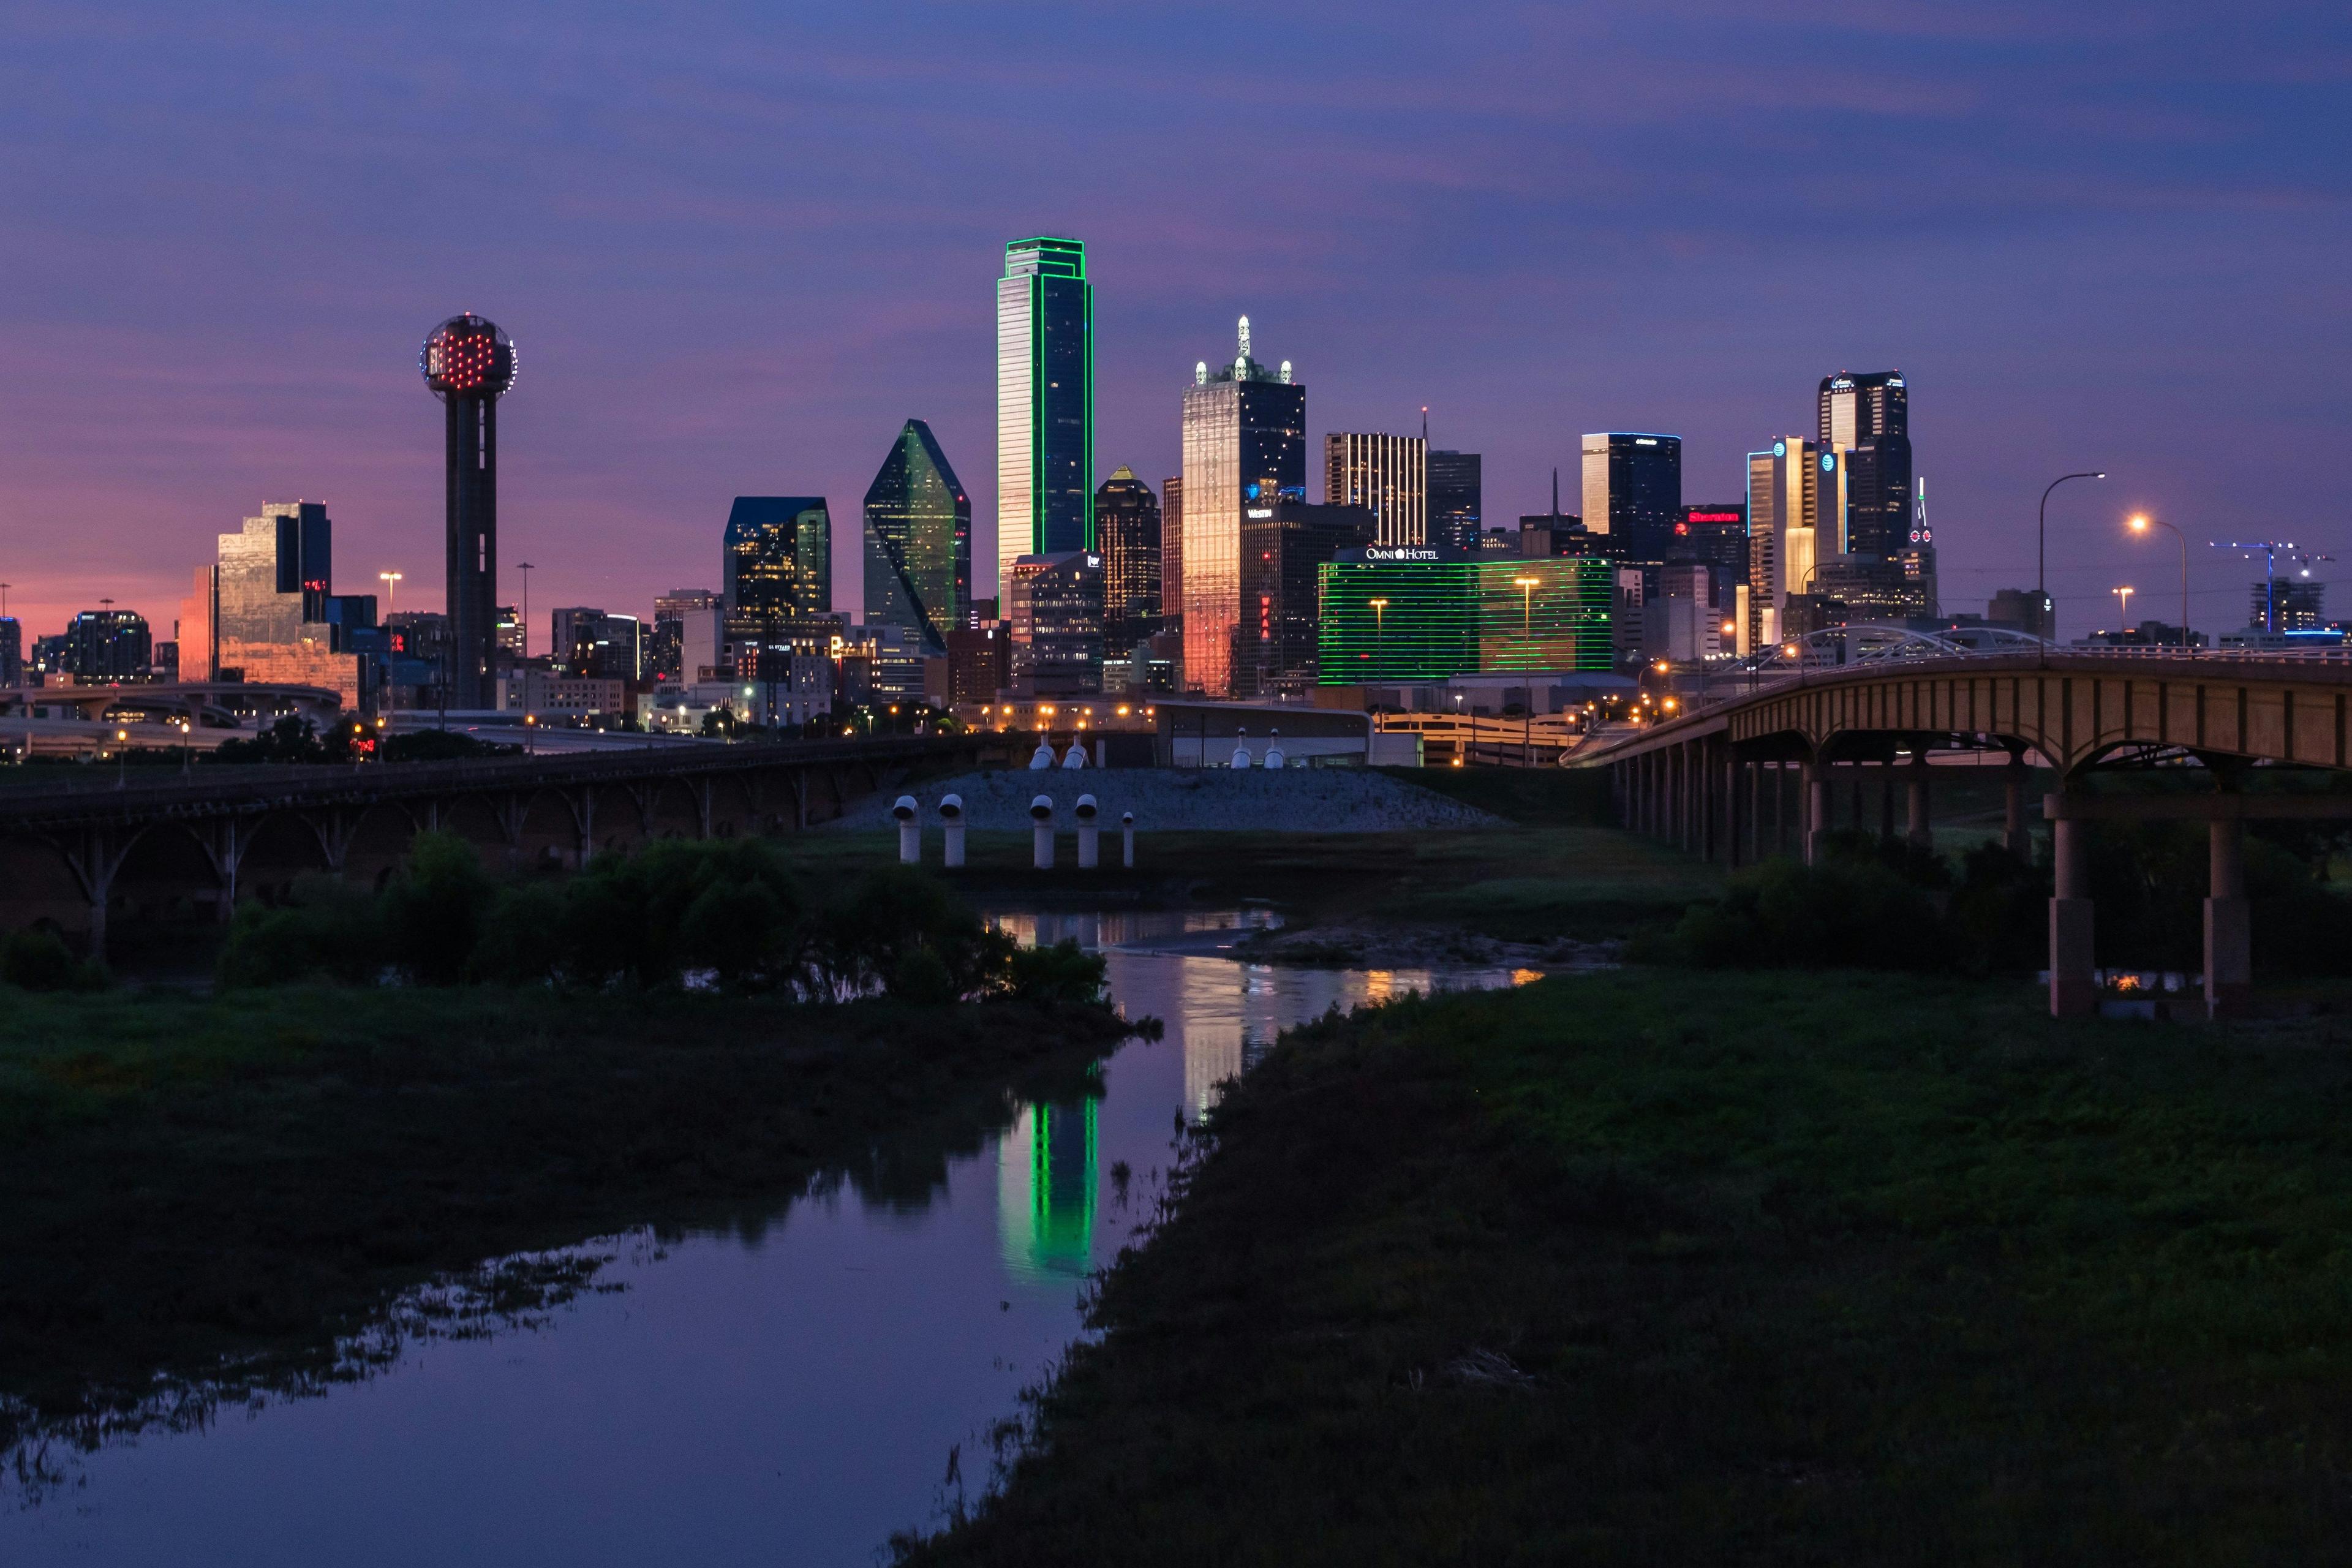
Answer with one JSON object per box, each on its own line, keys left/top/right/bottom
{"left": 419, "top": 313, "right": 518, "bottom": 401}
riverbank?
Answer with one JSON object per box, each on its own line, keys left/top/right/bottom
{"left": 905, "top": 968, "right": 2352, "bottom": 1564}
{"left": 0, "top": 985, "right": 1131, "bottom": 1458}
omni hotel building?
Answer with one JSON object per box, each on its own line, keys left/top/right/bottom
{"left": 1316, "top": 545, "right": 1614, "bottom": 685}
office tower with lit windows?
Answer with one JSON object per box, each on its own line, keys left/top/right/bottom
{"left": 62, "top": 610, "right": 153, "bottom": 682}
{"left": 189, "top": 502, "right": 370, "bottom": 704}
{"left": 0, "top": 617, "right": 18, "bottom": 685}
{"left": 1005, "top": 551, "right": 1106, "bottom": 695}
{"left": 1428, "top": 449, "right": 1482, "bottom": 554}
{"left": 1094, "top": 466, "right": 1161, "bottom": 646}
{"left": 1746, "top": 438, "right": 1821, "bottom": 647}
{"left": 2255, "top": 577, "right": 2326, "bottom": 632}
{"left": 1159, "top": 477, "right": 1183, "bottom": 625}
{"left": 1234, "top": 501, "right": 1376, "bottom": 696}
{"left": 1324, "top": 432, "right": 1426, "bottom": 546}
{"left": 1580, "top": 433, "right": 1683, "bottom": 560}
{"left": 1818, "top": 371, "right": 1912, "bottom": 562}
{"left": 1180, "top": 317, "right": 1305, "bottom": 696}
{"left": 995, "top": 237, "right": 1094, "bottom": 595}
{"left": 864, "top": 419, "right": 970, "bottom": 655}
{"left": 420, "top": 314, "right": 517, "bottom": 709}
{"left": 654, "top": 588, "right": 722, "bottom": 684}
{"left": 551, "top": 607, "right": 644, "bottom": 680}
{"left": 723, "top": 497, "right": 833, "bottom": 641}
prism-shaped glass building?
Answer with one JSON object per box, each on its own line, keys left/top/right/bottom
{"left": 864, "top": 419, "right": 970, "bottom": 655}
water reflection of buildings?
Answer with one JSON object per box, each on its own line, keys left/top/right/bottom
{"left": 996, "top": 1096, "right": 1099, "bottom": 1279}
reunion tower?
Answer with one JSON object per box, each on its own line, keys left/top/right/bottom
{"left": 420, "top": 313, "right": 518, "bottom": 709}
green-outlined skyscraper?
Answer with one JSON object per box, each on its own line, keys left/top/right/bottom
{"left": 995, "top": 236, "right": 1094, "bottom": 598}
{"left": 864, "top": 419, "right": 970, "bottom": 654}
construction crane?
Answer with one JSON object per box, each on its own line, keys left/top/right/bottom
{"left": 2212, "top": 539, "right": 2334, "bottom": 633}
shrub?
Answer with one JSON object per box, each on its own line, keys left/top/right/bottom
{"left": 1669, "top": 857, "right": 1943, "bottom": 971}
{"left": 217, "top": 874, "right": 384, "bottom": 988}
{"left": 999, "top": 938, "right": 1108, "bottom": 1004}
{"left": 381, "top": 832, "right": 496, "bottom": 984}
{"left": 468, "top": 883, "right": 567, "bottom": 985}
{"left": 203, "top": 835, "right": 1102, "bottom": 1005}
{"left": 3, "top": 927, "right": 97, "bottom": 992}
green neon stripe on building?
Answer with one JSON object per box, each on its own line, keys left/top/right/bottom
{"left": 1316, "top": 558, "right": 1616, "bottom": 682}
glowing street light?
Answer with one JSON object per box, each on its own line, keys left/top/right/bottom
{"left": 1512, "top": 576, "right": 1540, "bottom": 639}
{"left": 2126, "top": 513, "right": 2188, "bottom": 636}
{"left": 2112, "top": 584, "right": 2135, "bottom": 627}
{"left": 379, "top": 571, "right": 402, "bottom": 620}
{"left": 1367, "top": 597, "right": 1389, "bottom": 641}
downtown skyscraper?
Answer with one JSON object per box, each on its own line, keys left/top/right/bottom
{"left": 995, "top": 237, "right": 1094, "bottom": 596}
{"left": 864, "top": 419, "right": 971, "bottom": 654}
{"left": 1579, "top": 432, "right": 1683, "bottom": 560}
{"left": 1818, "top": 371, "right": 1912, "bottom": 562}
{"left": 1093, "top": 466, "right": 1161, "bottom": 646}
{"left": 1180, "top": 317, "right": 1304, "bottom": 697}
{"left": 1324, "top": 432, "right": 1426, "bottom": 546}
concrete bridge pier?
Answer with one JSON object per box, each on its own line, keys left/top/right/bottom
{"left": 1905, "top": 753, "right": 1932, "bottom": 851}
{"left": 2049, "top": 814, "right": 2097, "bottom": 1018}
{"left": 1804, "top": 761, "right": 1831, "bottom": 865}
{"left": 2205, "top": 816, "right": 2252, "bottom": 1017}
{"left": 2003, "top": 750, "right": 2030, "bottom": 859}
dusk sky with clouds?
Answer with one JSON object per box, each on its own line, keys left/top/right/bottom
{"left": 2, "top": 1, "right": 2346, "bottom": 646}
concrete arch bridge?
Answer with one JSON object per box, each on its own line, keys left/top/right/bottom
{"left": 1576, "top": 652, "right": 2352, "bottom": 1017}
{"left": 0, "top": 734, "right": 984, "bottom": 961}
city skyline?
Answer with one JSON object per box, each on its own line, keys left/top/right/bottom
{"left": 1, "top": 6, "right": 2343, "bottom": 646}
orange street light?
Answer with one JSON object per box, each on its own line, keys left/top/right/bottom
{"left": 2127, "top": 513, "right": 2189, "bottom": 635}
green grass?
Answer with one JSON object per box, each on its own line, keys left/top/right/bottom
{"left": 0, "top": 984, "right": 1128, "bottom": 1453}
{"left": 905, "top": 970, "right": 2352, "bottom": 1566}
{"left": 781, "top": 823, "right": 1719, "bottom": 941}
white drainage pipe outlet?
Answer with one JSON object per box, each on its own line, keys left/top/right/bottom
{"left": 892, "top": 794, "right": 919, "bottom": 863}
{"left": 939, "top": 793, "right": 965, "bottom": 868}
{"left": 1031, "top": 794, "right": 1055, "bottom": 869}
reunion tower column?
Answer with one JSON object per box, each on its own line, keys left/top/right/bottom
{"left": 420, "top": 314, "right": 518, "bottom": 709}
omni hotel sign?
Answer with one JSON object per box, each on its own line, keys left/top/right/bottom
{"left": 1364, "top": 546, "right": 1443, "bottom": 563}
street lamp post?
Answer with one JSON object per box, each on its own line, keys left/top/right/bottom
{"left": 1513, "top": 575, "right": 1539, "bottom": 639}
{"left": 2127, "top": 514, "right": 2188, "bottom": 641}
{"left": 2112, "top": 585, "right": 2134, "bottom": 631}
{"left": 2038, "top": 471, "right": 2107, "bottom": 645}
{"left": 516, "top": 561, "right": 535, "bottom": 661}
{"left": 379, "top": 571, "right": 402, "bottom": 619}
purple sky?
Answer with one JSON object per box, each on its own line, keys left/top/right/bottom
{"left": 2, "top": 1, "right": 2346, "bottom": 647}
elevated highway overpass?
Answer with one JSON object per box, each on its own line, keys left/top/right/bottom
{"left": 1572, "top": 649, "right": 2352, "bottom": 1017}
{"left": 0, "top": 733, "right": 987, "bottom": 959}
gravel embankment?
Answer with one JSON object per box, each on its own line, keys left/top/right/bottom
{"left": 825, "top": 767, "right": 1502, "bottom": 833}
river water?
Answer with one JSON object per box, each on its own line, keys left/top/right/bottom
{"left": 3, "top": 911, "right": 1533, "bottom": 1566}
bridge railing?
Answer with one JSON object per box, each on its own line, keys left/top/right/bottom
{"left": 0, "top": 734, "right": 976, "bottom": 824}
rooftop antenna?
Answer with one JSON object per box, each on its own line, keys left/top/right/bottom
{"left": 1421, "top": 405, "right": 1428, "bottom": 444}
{"left": 1550, "top": 467, "right": 1561, "bottom": 522}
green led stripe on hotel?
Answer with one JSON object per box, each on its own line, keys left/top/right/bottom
{"left": 1317, "top": 559, "right": 1615, "bottom": 683}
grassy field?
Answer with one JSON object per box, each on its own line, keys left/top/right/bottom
{"left": 786, "top": 768, "right": 1722, "bottom": 941}
{"left": 0, "top": 984, "right": 1128, "bottom": 1456}
{"left": 907, "top": 968, "right": 2352, "bottom": 1566}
